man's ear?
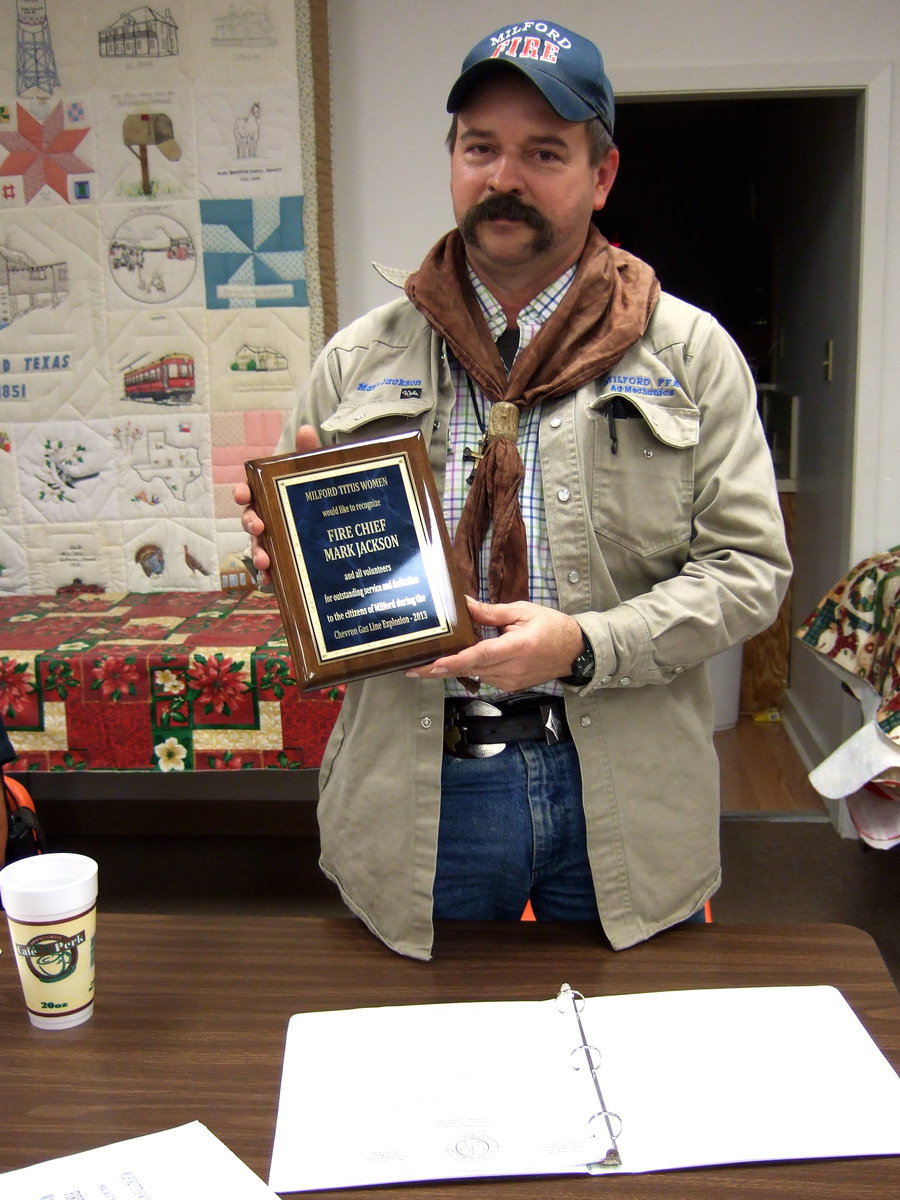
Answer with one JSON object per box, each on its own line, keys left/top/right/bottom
{"left": 593, "top": 146, "right": 619, "bottom": 212}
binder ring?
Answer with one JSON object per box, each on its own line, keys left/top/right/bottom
{"left": 570, "top": 1043, "right": 601, "bottom": 1071}
{"left": 589, "top": 1109, "right": 623, "bottom": 1140}
{"left": 556, "top": 984, "right": 585, "bottom": 1013}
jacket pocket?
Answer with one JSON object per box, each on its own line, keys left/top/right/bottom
{"left": 589, "top": 397, "right": 697, "bottom": 557}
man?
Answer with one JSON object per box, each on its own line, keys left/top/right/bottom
{"left": 236, "top": 19, "right": 791, "bottom": 959}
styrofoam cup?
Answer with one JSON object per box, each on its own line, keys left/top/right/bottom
{"left": 0, "top": 853, "right": 98, "bottom": 1029}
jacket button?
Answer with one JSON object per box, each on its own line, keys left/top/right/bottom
{"left": 557, "top": 488, "right": 570, "bottom": 502}
{"left": 550, "top": 416, "right": 562, "bottom": 428}
{"left": 618, "top": 676, "right": 632, "bottom": 686}
{"left": 567, "top": 570, "right": 580, "bottom": 583}
{"left": 600, "top": 675, "right": 613, "bottom": 685}
{"left": 643, "top": 448, "right": 653, "bottom": 459}
{"left": 580, "top": 715, "right": 591, "bottom": 727}
{"left": 421, "top": 717, "right": 433, "bottom": 729}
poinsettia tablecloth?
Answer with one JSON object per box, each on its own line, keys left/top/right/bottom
{"left": 0, "top": 590, "right": 342, "bottom": 773}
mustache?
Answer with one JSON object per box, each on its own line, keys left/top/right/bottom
{"left": 460, "top": 193, "right": 553, "bottom": 242}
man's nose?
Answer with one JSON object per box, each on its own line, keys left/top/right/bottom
{"left": 487, "top": 155, "right": 524, "bottom": 193}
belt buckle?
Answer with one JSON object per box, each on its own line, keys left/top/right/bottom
{"left": 445, "top": 698, "right": 505, "bottom": 758}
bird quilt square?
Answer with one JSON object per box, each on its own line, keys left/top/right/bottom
{"left": 123, "top": 514, "right": 218, "bottom": 594}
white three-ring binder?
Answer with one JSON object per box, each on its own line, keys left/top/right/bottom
{"left": 269, "top": 982, "right": 900, "bottom": 1193}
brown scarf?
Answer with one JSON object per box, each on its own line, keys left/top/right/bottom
{"left": 404, "top": 226, "right": 660, "bottom": 603}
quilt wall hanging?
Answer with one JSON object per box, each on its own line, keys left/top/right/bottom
{"left": 0, "top": 0, "right": 331, "bottom": 598}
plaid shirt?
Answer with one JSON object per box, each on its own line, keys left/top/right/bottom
{"left": 444, "top": 265, "right": 576, "bottom": 698}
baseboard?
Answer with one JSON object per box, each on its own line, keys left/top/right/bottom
{"left": 780, "top": 688, "right": 824, "bottom": 771}
{"left": 779, "top": 692, "right": 860, "bottom": 839}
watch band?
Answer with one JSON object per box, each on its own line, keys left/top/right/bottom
{"left": 564, "top": 631, "right": 595, "bottom": 685}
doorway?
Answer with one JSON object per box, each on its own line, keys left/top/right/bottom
{"left": 595, "top": 92, "right": 863, "bottom": 809}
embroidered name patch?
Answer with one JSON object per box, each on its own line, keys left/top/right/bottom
{"left": 355, "top": 377, "right": 423, "bottom": 393}
{"left": 603, "top": 373, "right": 678, "bottom": 398}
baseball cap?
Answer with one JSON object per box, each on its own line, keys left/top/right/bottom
{"left": 446, "top": 19, "right": 615, "bottom": 135}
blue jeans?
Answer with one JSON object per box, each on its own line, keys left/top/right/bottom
{"left": 433, "top": 740, "right": 710, "bottom": 927}
{"left": 433, "top": 740, "right": 601, "bottom": 921}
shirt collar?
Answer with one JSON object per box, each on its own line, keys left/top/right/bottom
{"left": 466, "top": 264, "right": 577, "bottom": 342}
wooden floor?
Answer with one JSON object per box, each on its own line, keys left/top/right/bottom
{"left": 716, "top": 715, "right": 826, "bottom": 814}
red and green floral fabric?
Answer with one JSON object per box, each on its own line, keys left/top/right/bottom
{"left": 0, "top": 590, "right": 342, "bottom": 772}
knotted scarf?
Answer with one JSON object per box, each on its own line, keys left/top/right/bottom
{"left": 404, "top": 225, "right": 660, "bottom": 603}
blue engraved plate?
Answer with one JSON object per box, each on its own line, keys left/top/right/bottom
{"left": 283, "top": 458, "right": 444, "bottom": 658}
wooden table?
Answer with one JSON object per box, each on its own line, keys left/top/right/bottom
{"left": 1, "top": 916, "right": 899, "bottom": 1198}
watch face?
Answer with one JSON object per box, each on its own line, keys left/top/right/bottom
{"left": 566, "top": 634, "right": 594, "bottom": 684}
{"left": 569, "top": 651, "right": 592, "bottom": 682}
{"left": 577, "top": 636, "right": 596, "bottom": 675}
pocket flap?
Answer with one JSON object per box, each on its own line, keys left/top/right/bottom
{"left": 322, "top": 392, "right": 432, "bottom": 436}
{"left": 592, "top": 391, "right": 699, "bottom": 449}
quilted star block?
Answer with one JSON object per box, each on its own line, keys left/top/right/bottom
{"left": 0, "top": 102, "right": 93, "bottom": 204}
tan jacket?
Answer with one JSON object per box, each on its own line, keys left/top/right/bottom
{"left": 278, "top": 289, "right": 792, "bottom": 959}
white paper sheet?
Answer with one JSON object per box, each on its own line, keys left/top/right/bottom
{"left": 269, "top": 984, "right": 900, "bottom": 1192}
{"left": 0, "top": 1121, "right": 278, "bottom": 1200}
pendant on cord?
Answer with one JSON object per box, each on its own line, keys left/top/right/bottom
{"left": 463, "top": 439, "right": 486, "bottom": 485}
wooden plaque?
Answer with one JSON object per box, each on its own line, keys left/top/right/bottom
{"left": 245, "top": 431, "right": 476, "bottom": 692}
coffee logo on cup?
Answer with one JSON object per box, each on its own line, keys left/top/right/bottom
{"left": 16, "top": 930, "right": 85, "bottom": 983}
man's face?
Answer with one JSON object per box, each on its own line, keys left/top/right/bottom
{"left": 450, "top": 72, "right": 618, "bottom": 283}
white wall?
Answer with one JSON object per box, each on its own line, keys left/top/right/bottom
{"left": 326, "top": 0, "right": 900, "bottom": 764}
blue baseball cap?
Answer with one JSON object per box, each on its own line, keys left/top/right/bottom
{"left": 446, "top": 19, "right": 615, "bottom": 136}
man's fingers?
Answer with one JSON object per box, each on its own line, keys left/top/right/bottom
{"left": 296, "top": 424, "right": 321, "bottom": 453}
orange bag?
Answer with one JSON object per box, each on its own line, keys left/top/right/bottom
{"left": 2, "top": 773, "right": 46, "bottom": 869}
{"left": 1, "top": 715, "right": 46, "bottom": 871}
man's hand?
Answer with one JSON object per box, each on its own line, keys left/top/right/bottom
{"left": 233, "top": 425, "right": 321, "bottom": 583}
{"left": 405, "top": 596, "right": 585, "bottom": 692}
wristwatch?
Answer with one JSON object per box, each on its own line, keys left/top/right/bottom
{"left": 565, "top": 631, "right": 595, "bottom": 686}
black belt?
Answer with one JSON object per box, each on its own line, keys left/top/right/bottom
{"left": 444, "top": 692, "right": 569, "bottom": 758}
